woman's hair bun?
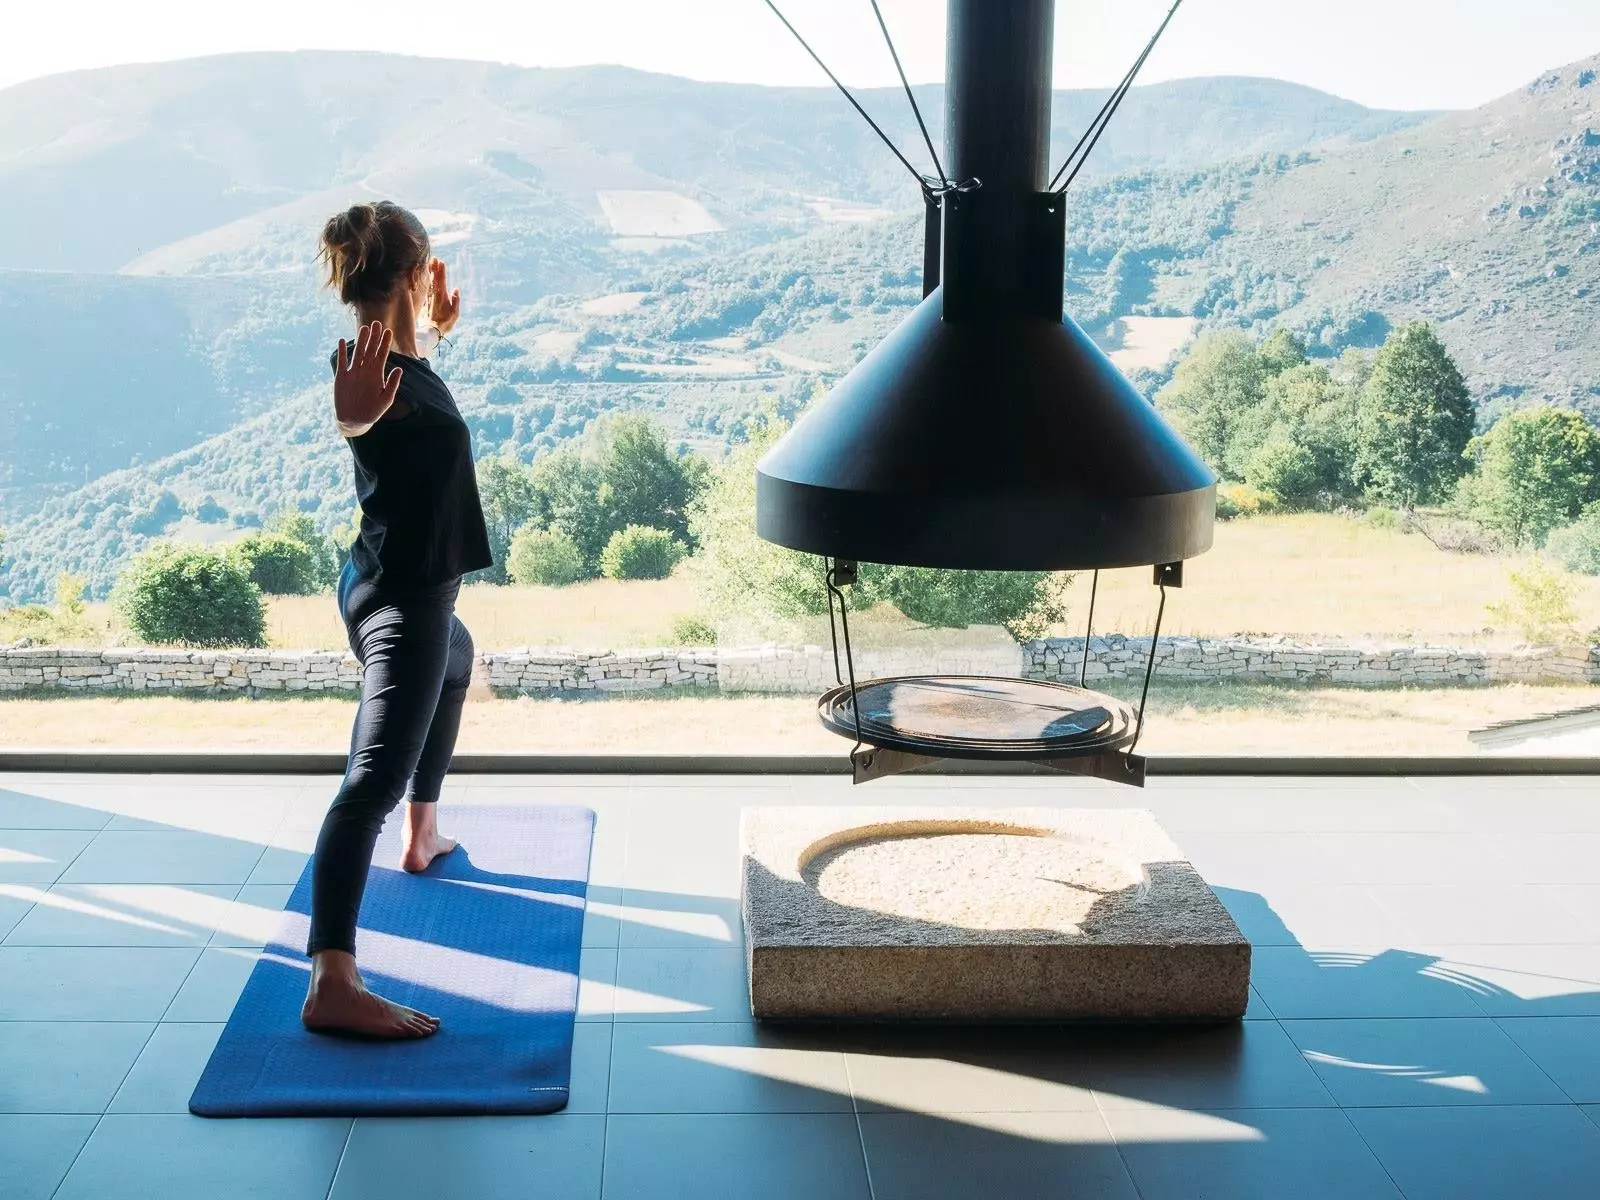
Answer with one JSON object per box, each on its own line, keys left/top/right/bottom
{"left": 319, "top": 201, "right": 429, "bottom": 306}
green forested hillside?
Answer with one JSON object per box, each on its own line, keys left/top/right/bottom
{"left": 2, "top": 52, "right": 1599, "bottom": 603}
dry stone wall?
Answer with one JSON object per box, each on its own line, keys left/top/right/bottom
{"left": 1023, "top": 635, "right": 1600, "bottom": 687}
{"left": 2, "top": 636, "right": 1598, "bottom": 696}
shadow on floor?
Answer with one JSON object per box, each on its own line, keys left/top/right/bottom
{"left": 6, "top": 779, "right": 1600, "bottom": 1199}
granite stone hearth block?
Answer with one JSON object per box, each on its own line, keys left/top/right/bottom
{"left": 741, "top": 807, "right": 1250, "bottom": 1022}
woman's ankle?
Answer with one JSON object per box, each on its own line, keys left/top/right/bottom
{"left": 309, "top": 949, "right": 360, "bottom": 987}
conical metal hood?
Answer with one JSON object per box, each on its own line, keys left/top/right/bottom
{"left": 757, "top": 291, "right": 1214, "bottom": 569}
{"left": 755, "top": 0, "right": 1215, "bottom": 571}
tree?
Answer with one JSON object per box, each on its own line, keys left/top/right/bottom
{"left": 1239, "top": 363, "right": 1359, "bottom": 504}
{"left": 474, "top": 456, "right": 541, "bottom": 584}
{"left": 1547, "top": 507, "right": 1600, "bottom": 575}
{"left": 532, "top": 450, "right": 615, "bottom": 574}
{"left": 688, "top": 412, "right": 839, "bottom": 620}
{"left": 1156, "top": 331, "right": 1265, "bottom": 471}
{"left": 265, "top": 511, "right": 337, "bottom": 589}
{"left": 113, "top": 543, "right": 265, "bottom": 648}
{"left": 1256, "top": 328, "right": 1308, "bottom": 376}
{"left": 600, "top": 525, "right": 685, "bottom": 580}
{"left": 507, "top": 527, "right": 586, "bottom": 587}
{"left": 1455, "top": 405, "right": 1600, "bottom": 547}
{"left": 1355, "top": 323, "right": 1475, "bottom": 508}
{"left": 1158, "top": 329, "right": 1357, "bottom": 507}
{"left": 686, "top": 412, "right": 1065, "bottom": 640}
{"left": 592, "top": 415, "right": 708, "bottom": 547}
{"left": 872, "top": 566, "right": 1069, "bottom": 642}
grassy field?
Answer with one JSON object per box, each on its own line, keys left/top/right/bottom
{"left": 245, "top": 514, "right": 1600, "bottom": 650}
{"left": 16, "top": 512, "right": 1600, "bottom": 653}
{"left": 1056, "top": 513, "right": 1600, "bottom": 644}
{"left": 2, "top": 681, "right": 1593, "bottom": 757}
{"left": 263, "top": 576, "right": 703, "bottom": 651}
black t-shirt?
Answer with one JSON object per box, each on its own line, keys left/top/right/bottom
{"left": 336, "top": 349, "right": 492, "bottom": 588}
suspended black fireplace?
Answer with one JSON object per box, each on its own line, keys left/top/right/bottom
{"left": 756, "top": 0, "right": 1214, "bottom": 786}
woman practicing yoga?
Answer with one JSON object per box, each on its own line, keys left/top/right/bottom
{"left": 300, "top": 201, "right": 491, "bottom": 1039}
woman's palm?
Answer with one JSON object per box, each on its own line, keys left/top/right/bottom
{"left": 334, "top": 321, "right": 402, "bottom": 431}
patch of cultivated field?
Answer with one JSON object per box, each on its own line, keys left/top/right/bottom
{"left": 580, "top": 291, "right": 648, "bottom": 316}
{"left": 805, "top": 197, "right": 896, "bottom": 223}
{"left": 595, "top": 190, "right": 723, "bottom": 237}
{"left": 3, "top": 682, "right": 1594, "bottom": 756}
{"left": 1105, "top": 315, "right": 1197, "bottom": 372}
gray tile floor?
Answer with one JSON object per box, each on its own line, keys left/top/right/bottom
{"left": 5, "top": 772, "right": 1600, "bottom": 1198}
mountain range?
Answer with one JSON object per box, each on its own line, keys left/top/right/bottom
{"left": 0, "top": 49, "right": 1596, "bottom": 602}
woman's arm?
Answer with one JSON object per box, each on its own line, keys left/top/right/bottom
{"left": 333, "top": 321, "right": 403, "bottom": 438}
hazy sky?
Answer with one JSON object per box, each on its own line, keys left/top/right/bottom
{"left": 7, "top": 0, "right": 1600, "bottom": 111}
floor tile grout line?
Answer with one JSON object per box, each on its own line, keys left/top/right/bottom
{"left": 597, "top": 1024, "right": 616, "bottom": 1199}
{"left": 851, "top": 1104, "right": 877, "bottom": 1199}
{"left": 1328, "top": 1102, "right": 1412, "bottom": 1199}
{"left": 48, "top": 1112, "right": 106, "bottom": 1200}
{"left": 59, "top": 1013, "right": 165, "bottom": 1193}
{"left": 323, "top": 1118, "right": 358, "bottom": 1200}
{"left": 1091, "top": 1085, "right": 1149, "bottom": 1200}
{"left": 1485, "top": 1013, "right": 1593, "bottom": 1107}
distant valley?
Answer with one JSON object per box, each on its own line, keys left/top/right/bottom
{"left": 1, "top": 50, "right": 1597, "bottom": 602}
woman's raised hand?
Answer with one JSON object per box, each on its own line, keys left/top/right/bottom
{"left": 333, "top": 321, "right": 402, "bottom": 436}
{"left": 428, "top": 258, "right": 461, "bottom": 335}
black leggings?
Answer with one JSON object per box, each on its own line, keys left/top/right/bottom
{"left": 306, "top": 562, "right": 474, "bottom": 956}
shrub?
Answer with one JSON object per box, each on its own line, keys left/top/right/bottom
{"left": 1216, "top": 482, "right": 1274, "bottom": 518}
{"left": 113, "top": 543, "right": 265, "bottom": 648}
{"left": 231, "top": 532, "right": 323, "bottom": 596}
{"left": 873, "top": 567, "right": 1069, "bottom": 642}
{"left": 1485, "top": 562, "right": 1580, "bottom": 645}
{"left": 0, "top": 573, "right": 96, "bottom": 646}
{"left": 1409, "top": 513, "right": 1502, "bottom": 556}
{"left": 1547, "top": 508, "right": 1600, "bottom": 576}
{"left": 670, "top": 614, "right": 719, "bottom": 645}
{"left": 600, "top": 525, "right": 685, "bottom": 581}
{"left": 507, "top": 526, "right": 586, "bottom": 587}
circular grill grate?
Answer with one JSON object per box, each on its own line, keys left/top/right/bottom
{"left": 818, "top": 675, "right": 1138, "bottom": 760}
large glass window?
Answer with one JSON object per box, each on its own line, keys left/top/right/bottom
{"left": 4, "top": 5, "right": 1599, "bottom": 759}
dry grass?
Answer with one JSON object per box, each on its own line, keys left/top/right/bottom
{"left": 50, "top": 513, "right": 1600, "bottom": 652}
{"left": 3, "top": 681, "right": 1594, "bottom": 757}
{"left": 259, "top": 576, "right": 705, "bottom": 652}
{"left": 1056, "top": 513, "right": 1600, "bottom": 644}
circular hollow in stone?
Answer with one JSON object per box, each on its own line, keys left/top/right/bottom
{"left": 799, "top": 820, "right": 1147, "bottom": 936}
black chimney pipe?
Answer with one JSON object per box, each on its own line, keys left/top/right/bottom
{"left": 755, "top": 0, "right": 1216, "bottom": 572}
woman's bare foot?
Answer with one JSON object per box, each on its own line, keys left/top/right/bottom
{"left": 301, "top": 950, "right": 439, "bottom": 1039}
{"left": 401, "top": 801, "right": 457, "bottom": 873}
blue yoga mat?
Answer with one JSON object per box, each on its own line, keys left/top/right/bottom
{"left": 190, "top": 803, "right": 595, "bottom": 1117}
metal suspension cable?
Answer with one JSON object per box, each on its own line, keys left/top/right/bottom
{"left": 867, "top": 0, "right": 948, "bottom": 191}
{"left": 762, "top": 0, "right": 930, "bottom": 192}
{"left": 1048, "top": 0, "right": 1184, "bottom": 193}
{"left": 1047, "top": 66, "right": 1129, "bottom": 191}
